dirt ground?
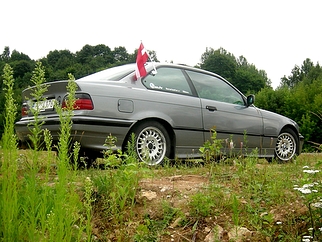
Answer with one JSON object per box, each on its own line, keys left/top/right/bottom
{"left": 132, "top": 172, "right": 309, "bottom": 242}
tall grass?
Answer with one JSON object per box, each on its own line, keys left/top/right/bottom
{"left": 48, "top": 73, "right": 86, "bottom": 242}
{"left": 0, "top": 63, "right": 19, "bottom": 241}
{"left": 0, "top": 63, "right": 92, "bottom": 241}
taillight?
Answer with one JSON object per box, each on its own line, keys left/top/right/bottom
{"left": 74, "top": 98, "right": 94, "bottom": 110}
{"left": 62, "top": 93, "right": 94, "bottom": 110}
{"left": 21, "top": 105, "right": 28, "bottom": 117}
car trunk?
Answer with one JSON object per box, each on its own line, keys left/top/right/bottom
{"left": 21, "top": 80, "right": 78, "bottom": 117}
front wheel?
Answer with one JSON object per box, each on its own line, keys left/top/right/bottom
{"left": 132, "top": 121, "right": 171, "bottom": 166}
{"left": 275, "top": 128, "right": 297, "bottom": 162}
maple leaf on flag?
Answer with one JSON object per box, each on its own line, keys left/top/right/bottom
{"left": 135, "top": 42, "right": 149, "bottom": 80}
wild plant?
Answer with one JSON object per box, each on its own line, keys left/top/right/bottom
{"left": 134, "top": 201, "right": 179, "bottom": 241}
{"left": 101, "top": 134, "right": 123, "bottom": 168}
{"left": 189, "top": 183, "right": 227, "bottom": 219}
{"left": 241, "top": 130, "right": 248, "bottom": 157}
{"left": 0, "top": 63, "right": 19, "bottom": 241}
{"left": 19, "top": 62, "right": 50, "bottom": 240}
{"left": 199, "top": 127, "right": 223, "bottom": 162}
{"left": 83, "top": 176, "right": 95, "bottom": 242}
{"left": 55, "top": 73, "right": 77, "bottom": 168}
{"left": 232, "top": 194, "right": 240, "bottom": 229}
{"left": 293, "top": 163, "right": 322, "bottom": 241}
{"left": 27, "top": 61, "right": 48, "bottom": 155}
{"left": 92, "top": 133, "right": 140, "bottom": 226}
{"left": 48, "top": 74, "right": 90, "bottom": 241}
{"left": 37, "top": 129, "right": 55, "bottom": 236}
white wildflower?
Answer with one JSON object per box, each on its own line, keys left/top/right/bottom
{"left": 294, "top": 187, "right": 312, "bottom": 194}
{"left": 303, "top": 184, "right": 315, "bottom": 188}
{"left": 312, "top": 202, "right": 322, "bottom": 209}
{"left": 303, "top": 166, "right": 310, "bottom": 169}
{"left": 303, "top": 169, "right": 320, "bottom": 174}
{"left": 302, "top": 235, "right": 313, "bottom": 242}
{"left": 301, "top": 189, "right": 312, "bottom": 194}
{"left": 303, "top": 235, "right": 313, "bottom": 239}
{"left": 276, "top": 221, "right": 282, "bottom": 225}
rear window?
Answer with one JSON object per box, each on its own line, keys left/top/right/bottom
{"left": 77, "top": 64, "right": 136, "bottom": 82}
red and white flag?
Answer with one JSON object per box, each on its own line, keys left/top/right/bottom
{"left": 135, "top": 42, "right": 149, "bottom": 79}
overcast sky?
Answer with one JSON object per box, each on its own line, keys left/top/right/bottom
{"left": 1, "top": 0, "right": 321, "bottom": 88}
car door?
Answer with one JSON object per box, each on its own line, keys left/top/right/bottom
{"left": 185, "top": 70, "right": 264, "bottom": 156}
{"left": 141, "top": 67, "right": 204, "bottom": 157}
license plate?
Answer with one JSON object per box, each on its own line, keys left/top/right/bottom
{"left": 32, "top": 99, "right": 55, "bottom": 111}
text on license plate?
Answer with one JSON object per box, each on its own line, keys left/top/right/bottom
{"left": 33, "top": 99, "right": 55, "bottom": 111}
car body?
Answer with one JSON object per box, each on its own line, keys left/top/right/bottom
{"left": 15, "top": 63, "right": 304, "bottom": 165}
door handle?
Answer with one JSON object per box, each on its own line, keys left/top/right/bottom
{"left": 206, "top": 105, "right": 217, "bottom": 111}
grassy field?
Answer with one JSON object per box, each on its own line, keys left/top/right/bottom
{"left": 1, "top": 150, "right": 322, "bottom": 242}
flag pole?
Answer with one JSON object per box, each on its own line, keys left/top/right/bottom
{"left": 145, "top": 46, "right": 157, "bottom": 75}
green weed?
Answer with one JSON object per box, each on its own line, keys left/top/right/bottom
{"left": 199, "top": 127, "right": 223, "bottom": 162}
{"left": 0, "top": 63, "right": 19, "bottom": 241}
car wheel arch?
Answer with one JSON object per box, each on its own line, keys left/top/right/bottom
{"left": 122, "top": 118, "right": 176, "bottom": 159}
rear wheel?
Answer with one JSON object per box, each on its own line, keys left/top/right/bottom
{"left": 275, "top": 128, "right": 297, "bottom": 162}
{"left": 132, "top": 121, "right": 171, "bottom": 166}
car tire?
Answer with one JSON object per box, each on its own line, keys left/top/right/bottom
{"left": 132, "top": 121, "right": 171, "bottom": 165}
{"left": 275, "top": 128, "right": 297, "bottom": 162}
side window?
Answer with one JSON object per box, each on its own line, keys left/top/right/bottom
{"left": 142, "top": 67, "right": 192, "bottom": 95}
{"left": 186, "top": 70, "right": 245, "bottom": 105}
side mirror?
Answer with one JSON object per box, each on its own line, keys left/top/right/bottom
{"left": 246, "top": 94, "right": 255, "bottom": 107}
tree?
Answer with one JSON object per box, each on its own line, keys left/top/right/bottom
{"left": 255, "top": 86, "right": 290, "bottom": 115}
{"left": 113, "top": 46, "right": 130, "bottom": 63}
{"left": 0, "top": 46, "right": 10, "bottom": 62}
{"left": 47, "top": 50, "right": 75, "bottom": 70}
{"left": 76, "top": 44, "right": 94, "bottom": 64}
{"left": 93, "top": 44, "right": 113, "bottom": 65}
{"left": 279, "top": 58, "right": 319, "bottom": 88}
{"left": 200, "top": 47, "right": 237, "bottom": 83}
{"left": 147, "top": 50, "right": 159, "bottom": 62}
{"left": 200, "top": 47, "right": 269, "bottom": 94}
{"left": 200, "top": 47, "right": 215, "bottom": 64}
{"left": 10, "top": 50, "right": 31, "bottom": 62}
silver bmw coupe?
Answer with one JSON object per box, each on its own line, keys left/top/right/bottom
{"left": 15, "top": 63, "right": 304, "bottom": 165}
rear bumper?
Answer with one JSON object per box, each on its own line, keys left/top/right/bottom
{"left": 15, "top": 116, "right": 134, "bottom": 151}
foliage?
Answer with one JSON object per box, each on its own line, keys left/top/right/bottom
{"left": 199, "top": 127, "right": 223, "bottom": 162}
{"left": 0, "top": 63, "right": 19, "bottom": 240}
{"left": 0, "top": 63, "right": 93, "bottom": 241}
{"left": 293, "top": 163, "right": 322, "bottom": 240}
{"left": 255, "top": 60, "right": 322, "bottom": 151}
{"left": 199, "top": 47, "right": 270, "bottom": 93}
{"left": 27, "top": 61, "right": 48, "bottom": 152}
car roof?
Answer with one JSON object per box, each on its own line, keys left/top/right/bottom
{"left": 75, "top": 62, "right": 222, "bottom": 83}
{"left": 145, "top": 62, "right": 219, "bottom": 76}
